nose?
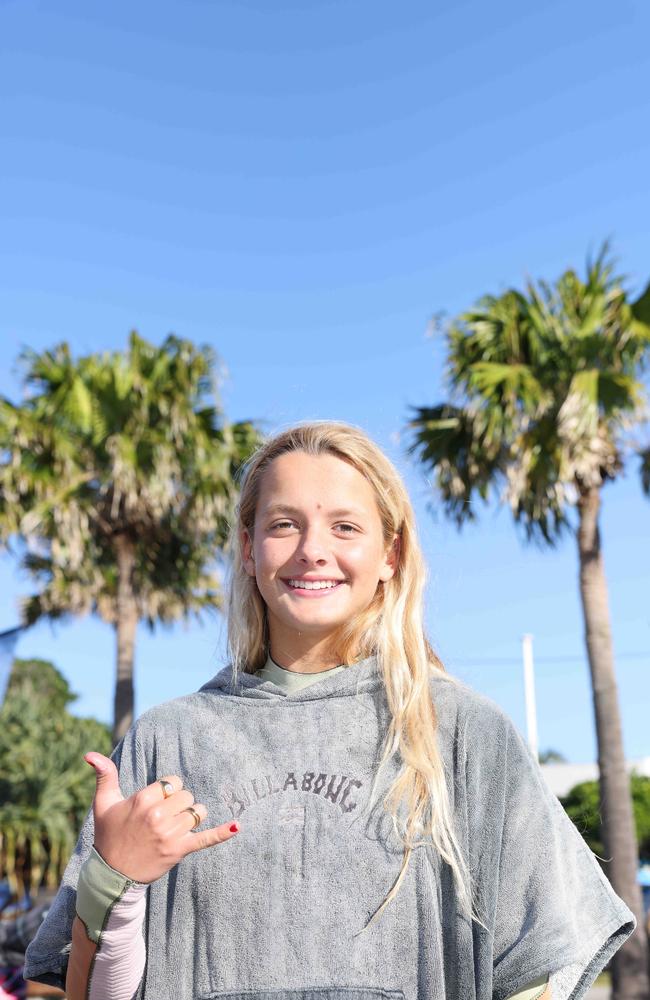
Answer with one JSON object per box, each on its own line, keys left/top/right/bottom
{"left": 295, "top": 524, "right": 329, "bottom": 565}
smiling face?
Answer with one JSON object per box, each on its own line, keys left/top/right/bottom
{"left": 240, "top": 451, "right": 400, "bottom": 668}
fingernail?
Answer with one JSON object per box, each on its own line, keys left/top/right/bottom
{"left": 229, "top": 823, "right": 239, "bottom": 833}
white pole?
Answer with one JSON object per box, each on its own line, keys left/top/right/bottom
{"left": 522, "top": 633, "right": 539, "bottom": 762}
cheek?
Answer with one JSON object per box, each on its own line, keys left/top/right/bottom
{"left": 344, "top": 543, "right": 369, "bottom": 567}
{"left": 257, "top": 536, "right": 292, "bottom": 569}
{"left": 343, "top": 541, "right": 385, "bottom": 574}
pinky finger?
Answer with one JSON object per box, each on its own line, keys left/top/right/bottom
{"left": 182, "top": 820, "right": 241, "bottom": 856}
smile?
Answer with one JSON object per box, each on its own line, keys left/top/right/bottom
{"left": 281, "top": 579, "right": 346, "bottom": 597}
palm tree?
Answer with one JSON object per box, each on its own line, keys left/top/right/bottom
{"left": 406, "top": 245, "right": 650, "bottom": 1000}
{"left": 641, "top": 448, "right": 650, "bottom": 495}
{"left": 0, "top": 332, "right": 262, "bottom": 744}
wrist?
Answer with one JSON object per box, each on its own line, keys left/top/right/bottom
{"left": 76, "top": 846, "right": 147, "bottom": 943}
{"left": 90, "top": 844, "right": 145, "bottom": 883}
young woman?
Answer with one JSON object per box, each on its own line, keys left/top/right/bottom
{"left": 24, "top": 421, "right": 634, "bottom": 1000}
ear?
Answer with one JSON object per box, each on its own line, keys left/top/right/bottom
{"left": 240, "top": 528, "right": 256, "bottom": 577}
{"left": 379, "top": 533, "right": 400, "bottom": 583}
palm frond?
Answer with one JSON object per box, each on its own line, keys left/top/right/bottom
{"left": 405, "top": 241, "right": 649, "bottom": 543}
{"left": 2, "top": 333, "right": 263, "bottom": 638}
{"left": 405, "top": 403, "right": 505, "bottom": 526}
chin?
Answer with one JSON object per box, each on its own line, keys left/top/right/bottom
{"left": 284, "top": 613, "right": 348, "bottom": 633}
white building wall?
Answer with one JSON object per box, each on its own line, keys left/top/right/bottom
{"left": 540, "top": 757, "right": 650, "bottom": 798}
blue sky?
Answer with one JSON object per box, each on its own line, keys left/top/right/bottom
{"left": 1, "top": 0, "right": 649, "bottom": 762}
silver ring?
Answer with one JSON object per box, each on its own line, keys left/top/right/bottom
{"left": 159, "top": 779, "right": 174, "bottom": 799}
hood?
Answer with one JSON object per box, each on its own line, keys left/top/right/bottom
{"left": 198, "top": 652, "right": 382, "bottom": 703}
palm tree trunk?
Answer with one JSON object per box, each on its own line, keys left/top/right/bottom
{"left": 577, "top": 485, "right": 649, "bottom": 1000}
{"left": 113, "top": 532, "right": 138, "bottom": 747}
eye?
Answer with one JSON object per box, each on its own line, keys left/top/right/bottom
{"left": 335, "top": 523, "right": 358, "bottom": 534}
{"left": 270, "top": 520, "right": 295, "bottom": 530}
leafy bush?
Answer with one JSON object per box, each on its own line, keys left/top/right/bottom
{"left": 0, "top": 658, "right": 111, "bottom": 896}
{"left": 561, "top": 774, "right": 650, "bottom": 860}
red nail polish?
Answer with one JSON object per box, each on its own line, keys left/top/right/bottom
{"left": 229, "top": 822, "right": 239, "bottom": 833}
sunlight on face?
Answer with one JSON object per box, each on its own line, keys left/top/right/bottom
{"left": 240, "top": 451, "right": 399, "bottom": 663}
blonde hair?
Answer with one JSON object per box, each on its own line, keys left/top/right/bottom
{"left": 225, "top": 420, "right": 480, "bottom": 930}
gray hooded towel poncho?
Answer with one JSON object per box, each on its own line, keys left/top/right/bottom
{"left": 24, "top": 653, "right": 635, "bottom": 1000}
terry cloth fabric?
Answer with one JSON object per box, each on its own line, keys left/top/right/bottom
{"left": 24, "top": 653, "right": 635, "bottom": 1000}
{"left": 68, "top": 656, "right": 547, "bottom": 1000}
{"left": 69, "top": 825, "right": 550, "bottom": 1000}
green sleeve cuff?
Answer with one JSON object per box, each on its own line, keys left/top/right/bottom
{"left": 505, "top": 975, "right": 549, "bottom": 1000}
{"left": 76, "top": 846, "right": 145, "bottom": 944}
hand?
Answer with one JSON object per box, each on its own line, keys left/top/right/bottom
{"left": 84, "top": 751, "right": 240, "bottom": 884}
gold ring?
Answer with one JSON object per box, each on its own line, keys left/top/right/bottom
{"left": 183, "top": 807, "right": 202, "bottom": 831}
{"left": 159, "top": 779, "right": 174, "bottom": 799}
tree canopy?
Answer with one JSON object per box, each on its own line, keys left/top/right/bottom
{"left": 0, "top": 658, "right": 111, "bottom": 897}
{"left": 407, "top": 244, "right": 650, "bottom": 542}
{"left": 561, "top": 775, "right": 650, "bottom": 862}
{"left": 0, "top": 332, "right": 260, "bottom": 627}
{"left": 0, "top": 332, "right": 263, "bottom": 740}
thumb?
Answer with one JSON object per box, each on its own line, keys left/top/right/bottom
{"left": 85, "top": 751, "right": 124, "bottom": 814}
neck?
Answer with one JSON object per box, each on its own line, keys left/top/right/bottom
{"left": 268, "top": 639, "right": 344, "bottom": 675}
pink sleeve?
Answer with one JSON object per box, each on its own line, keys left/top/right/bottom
{"left": 87, "top": 883, "right": 147, "bottom": 1000}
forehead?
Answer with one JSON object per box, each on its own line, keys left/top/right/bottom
{"left": 257, "top": 451, "right": 378, "bottom": 514}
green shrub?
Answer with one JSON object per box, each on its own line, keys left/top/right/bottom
{"left": 0, "top": 657, "right": 111, "bottom": 896}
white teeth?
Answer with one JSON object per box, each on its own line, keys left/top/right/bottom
{"left": 287, "top": 579, "right": 342, "bottom": 590}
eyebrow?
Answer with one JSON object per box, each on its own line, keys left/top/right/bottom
{"left": 261, "top": 504, "right": 368, "bottom": 519}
